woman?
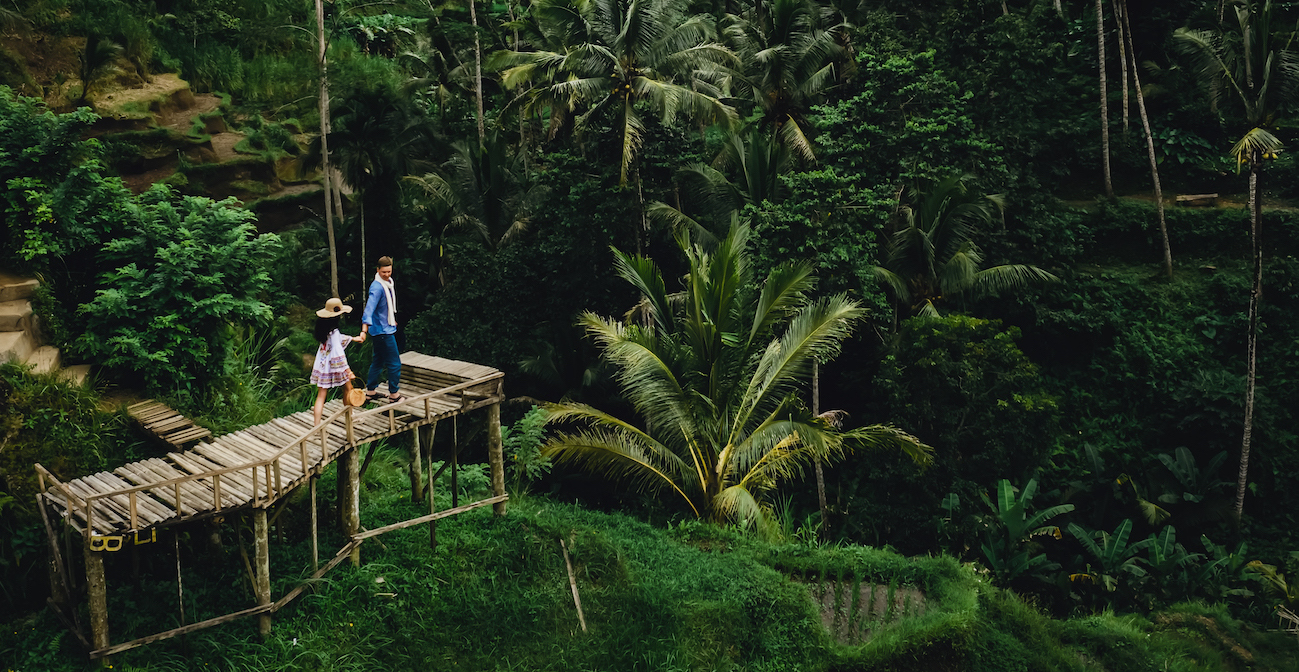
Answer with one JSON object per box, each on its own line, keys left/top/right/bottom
{"left": 310, "top": 297, "right": 365, "bottom": 425}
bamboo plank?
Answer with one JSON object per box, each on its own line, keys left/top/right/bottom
{"left": 226, "top": 434, "right": 304, "bottom": 483}
{"left": 77, "top": 476, "right": 153, "bottom": 530}
{"left": 165, "top": 425, "right": 211, "bottom": 441}
{"left": 134, "top": 460, "right": 218, "bottom": 510}
{"left": 113, "top": 464, "right": 182, "bottom": 515}
{"left": 64, "top": 479, "right": 130, "bottom": 528}
{"left": 128, "top": 404, "right": 174, "bottom": 420}
{"left": 194, "top": 442, "right": 257, "bottom": 469}
{"left": 87, "top": 473, "right": 170, "bottom": 524}
{"left": 139, "top": 459, "right": 226, "bottom": 512}
{"left": 168, "top": 453, "right": 255, "bottom": 502}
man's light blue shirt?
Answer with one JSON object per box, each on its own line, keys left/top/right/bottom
{"left": 361, "top": 280, "right": 397, "bottom": 335}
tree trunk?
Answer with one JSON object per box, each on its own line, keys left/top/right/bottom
{"left": 470, "top": 0, "right": 486, "bottom": 145}
{"left": 316, "top": 0, "right": 338, "bottom": 298}
{"left": 1115, "top": 0, "right": 1130, "bottom": 133}
{"left": 1096, "top": 0, "right": 1113, "bottom": 197}
{"left": 1236, "top": 149, "right": 1263, "bottom": 519}
{"left": 1123, "top": 0, "right": 1172, "bottom": 278}
{"left": 812, "top": 362, "right": 827, "bottom": 541}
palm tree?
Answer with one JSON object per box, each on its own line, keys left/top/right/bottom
{"left": 1120, "top": 0, "right": 1173, "bottom": 279}
{"left": 315, "top": 0, "right": 341, "bottom": 298}
{"left": 322, "top": 89, "right": 437, "bottom": 284}
{"left": 404, "top": 130, "right": 548, "bottom": 250}
{"left": 1175, "top": 0, "right": 1299, "bottom": 519}
{"left": 542, "top": 223, "right": 931, "bottom": 532}
{"left": 493, "top": 0, "right": 738, "bottom": 185}
{"left": 722, "top": 0, "right": 850, "bottom": 162}
{"left": 78, "top": 32, "right": 123, "bottom": 106}
{"left": 873, "top": 174, "right": 1058, "bottom": 318}
{"left": 649, "top": 129, "right": 792, "bottom": 236}
{"left": 1095, "top": 0, "right": 1114, "bottom": 197}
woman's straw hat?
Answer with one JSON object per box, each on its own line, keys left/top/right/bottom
{"left": 315, "top": 297, "right": 353, "bottom": 318}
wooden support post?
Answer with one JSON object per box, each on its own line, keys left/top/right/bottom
{"left": 431, "top": 421, "right": 441, "bottom": 548}
{"left": 410, "top": 425, "right": 424, "bottom": 503}
{"left": 85, "top": 542, "right": 110, "bottom": 663}
{"left": 342, "top": 448, "right": 361, "bottom": 566}
{"left": 428, "top": 437, "right": 437, "bottom": 550}
{"left": 488, "top": 401, "right": 506, "bottom": 516}
{"left": 310, "top": 476, "right": 319, "bottom": 574}
{"left": 37, "top": 496, "right": 71, "bottom": 611}
{"left": 253, "top": 509, "right": 272, "bottom": 638}
{"left": 451, "top": 417, "right": 459, "bottom": 509}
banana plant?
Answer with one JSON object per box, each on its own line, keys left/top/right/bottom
{"left": 979, "top": 479, "right": 1075, "bottom": 585}
{"left": 1156, "top": 447, "right": 1230, "bottom": 505}
{"left": 1195, "top": 535, "right": 1254, "bottom": 602}
{"left": 1068, "top": 519, "right": 1152, "bottom": 593}
{"left": 1246, "top": 552, "right": 1299, "bottom": 607}
{"left": 1142, "top": 525, "right": 1203, "bottom": 604}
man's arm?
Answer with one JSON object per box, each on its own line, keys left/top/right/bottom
{"left": 360, "top": 282, "right": 381, "bottom": 334}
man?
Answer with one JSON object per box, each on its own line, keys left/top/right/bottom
{"left": 361, "top": 256, "right": 402, "bottom": 402}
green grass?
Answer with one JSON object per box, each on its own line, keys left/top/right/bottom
{"left": 4, "top": 445, "right": 1297, "bottom": 672}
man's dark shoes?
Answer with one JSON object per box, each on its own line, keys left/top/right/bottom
{"left": 387, "top": 393, "right": 404, "bottom": 403}
{"left": 365, "top": 390, "right": 384, "bottom": 402}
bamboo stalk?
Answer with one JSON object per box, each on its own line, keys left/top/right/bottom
{"left": 560, "top": 538, "right": 588, "bottom": 633}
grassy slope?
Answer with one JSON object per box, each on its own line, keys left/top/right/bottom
{"left": 3, "top": 447, "right": 1296, "bottom": 672}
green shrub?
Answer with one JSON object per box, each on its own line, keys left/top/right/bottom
{"left": 75, "top": 184, "right": 281, "bottom": 392}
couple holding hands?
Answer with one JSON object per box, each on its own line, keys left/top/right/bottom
{"left": 309, "top": 256, "right": 403, "bottom": 425}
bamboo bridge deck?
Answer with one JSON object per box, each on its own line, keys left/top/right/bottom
{"left": 38, "top": 353, "right": 501, "bottom": 540}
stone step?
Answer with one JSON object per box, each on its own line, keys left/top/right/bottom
{"left": 25, "top": 344, "right": 61, "bottom": 374}
{"left": 59, "top": 364, "right": 92, "bottom": 386}
{"left": 0, "top": 299, "right": 34, "bottom": 332}
{"left": 0, "top": 330, "right": 35, "bottom": 364}
{"left": 0, "top": 274, "right": 38, "bottom": 302}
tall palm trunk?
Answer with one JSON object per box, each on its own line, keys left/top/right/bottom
{"left": 813, "top": 362, "right": 827, "bottom": 541}
{"left": 1237, "top": 148, "right": 1263, "bottom": 519}
{"left": 1115, "top": 0, "right": 1130, "bottom": 132}
{"left": 1096, "top": 0, "right": 1113, "bottom": 197}
{"left": 1122, "top": 0, "right": 1172, "bottom": 278}
{"left": 470, "top": 0, "right": 486, "bottom": 145}
{"left": 316, "top": 0, "right": 339, "bottom": 298}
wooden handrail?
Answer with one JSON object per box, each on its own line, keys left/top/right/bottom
{"left": 34, "top": 463, "right": 86, "bottom": 512}
{"left": 68, "top": 373, "right": 505, "bottom": 513}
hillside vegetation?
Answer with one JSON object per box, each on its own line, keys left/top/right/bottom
{"left": 4, "top": 0, "right": 1299, "bottom": 668}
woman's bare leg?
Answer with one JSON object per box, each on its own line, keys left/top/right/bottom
{"left": 313, "top": 386, "right": 328, "bottom": 425}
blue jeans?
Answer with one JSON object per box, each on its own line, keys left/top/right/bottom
{"left": 366, "top": 333, "right": 401, "bottom": 394}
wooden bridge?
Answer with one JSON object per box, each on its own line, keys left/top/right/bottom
{"left": 34, "top": 352, "right": 509, "bottom": 663}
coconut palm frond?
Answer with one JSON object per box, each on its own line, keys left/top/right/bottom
{"left": 872, "top": 266, "right": 910, "bottom": 304}
{"left": 748, "top": 261, "right": 816, "bottom": 346}
{"left": 744, "top": 294, "right": 863, "bottom": 421}
{"left": 967, "top": 264, "right": 1060, "bottom": 298}
{"left": 1230, "top": 126, "right": 1283, "bottom": 162}
{"left": 777, "top": 116, "right": 817, "bottom": 164}
{"left": 713, "top": 483, "right": 777, "bottom": 534}
{"left": 647, "top": 201, "right": 718, "bottom": 244}
{"left": 611, "top": 248, "right": 673, "bottom": 333}
{"left": 842, "top": 423, "right": 934, "bottom": 467}
{"left": 543, "top": 425, "right": 701, "bottom": 515}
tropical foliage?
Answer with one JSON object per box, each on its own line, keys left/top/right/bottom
{"left": 873, "top": 173, "right": 1057, "bottom": 318}
{"left": 75, "top": 186, "right": 281, "bottom": 392}
{"left": 542, "top": 223, "right": 931, "bottom": 531}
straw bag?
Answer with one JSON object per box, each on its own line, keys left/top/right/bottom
{"left": 345, "top": 384, "right": 366, "bottom": 407}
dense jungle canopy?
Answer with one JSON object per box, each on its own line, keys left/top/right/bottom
{"left": 5, "top": 0, "right": 1299, "bottom": 669}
